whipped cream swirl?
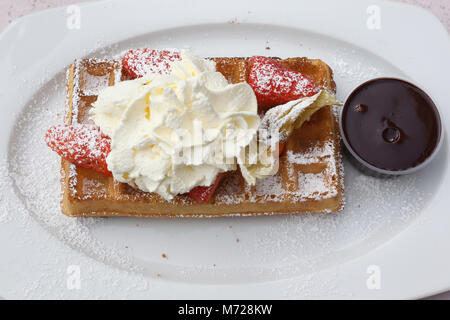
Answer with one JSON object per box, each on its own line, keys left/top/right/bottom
{"left": 91, "top": 51, "right": 259, "bottom": 200}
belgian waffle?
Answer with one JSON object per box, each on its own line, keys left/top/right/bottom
{"left": 61, "top": 56, "right": 344, "bottom": 217}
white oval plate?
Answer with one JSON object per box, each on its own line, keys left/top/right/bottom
{"left": 0, "top": 0, "right": 449, "bottom": 299}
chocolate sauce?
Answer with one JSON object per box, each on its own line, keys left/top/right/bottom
{"left": 342, "top": 78, "right": 441, "bottom": 171}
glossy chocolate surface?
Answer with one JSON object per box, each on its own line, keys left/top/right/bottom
{"left": 342, "top": 78, "right": 441, "bottom": 171}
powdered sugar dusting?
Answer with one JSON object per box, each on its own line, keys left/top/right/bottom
{"left": 81, "top": 74, "right": 110, "bottom": 96}
{"left": 288, "top": 141, "right": 334, "bottom": 165}
{"left": 68, "top": 164, "right": 78, "bottom": 196}
{"left": 248, "top": 56, "right": 319, "bottom": 106}
{"left": 242, "top": 148, "right": 339, "bottom": 204}
{"left": 0, "top": 157, "right": 13, "bottom": 224}
{"left": 7, "top": 71, "right": 140, "bottom": 274}
{"left": 255, "top": 174, "right": 284, "bottom": 199}
{"left": 242, "top": 163, "right": 433, "bottom": 269}
{"left": 70, "top": 60, "right": 81, "bottom": 123}
{"left": 245, "top": 139, "right": 339, "bottom": 204}
{"left": 298, "top": 172, "right": 331, "bottom": 199}
{"left": 123, "top": 48, "right": 180, "bottom": 77}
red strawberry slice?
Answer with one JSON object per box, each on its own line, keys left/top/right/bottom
{"left": 122, "top": 49, "right": 181, "bottom": 79}
{"left": 248, "top": 56, "right": 319, "bottom": 109}
{"left": 45, "top": 124, "right": 112, "bottom": 176}
{"left": 189, "top": 173, "right": 224, "bottom": 203}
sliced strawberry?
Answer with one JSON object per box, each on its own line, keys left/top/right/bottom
{"left": 45, "top": 124, "right": 112, "bottom": 176}
{"left": 189, "top": 173, "right": 224, "bottom": 203}
{"left": 122, "top": 49, "right": 181, "bottom": 79}
{"left": 248, "top": 56, "right": 319, "bottom": 109}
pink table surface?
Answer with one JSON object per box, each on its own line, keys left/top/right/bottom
{"left": 0, "top": 0, "right": 449, "bottom": 300}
